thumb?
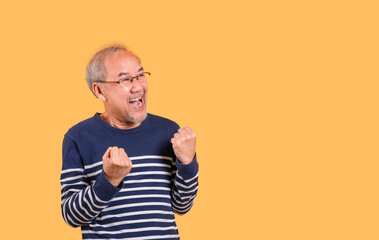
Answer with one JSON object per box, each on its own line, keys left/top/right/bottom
{"left": 104, "top": 147, "right": 112, "bottom": 159}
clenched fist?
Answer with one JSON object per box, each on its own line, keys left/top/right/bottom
{"left": 102, "top": 146, "right": 132, "bottom": 187}
{"left": 171, "top": 127, "right": 196, "bottom": 165}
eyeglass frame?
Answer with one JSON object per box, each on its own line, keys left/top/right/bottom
{"left": 95, "top": 72, "right": 151, "bottom": 85}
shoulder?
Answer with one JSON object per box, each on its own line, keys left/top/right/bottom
{"left": 65, "top": 114, "right": 98, "bottom": 140}
{"left": 147, "top": 113, "right": 180, "bottom": 129}
{"left": 147, "top": 113, "right": 178, "bottom": 125}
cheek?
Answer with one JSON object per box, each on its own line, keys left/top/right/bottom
{"left": 143, "top": 84, "right": 149, "bottom": 94}
{"left": 109, "top": 89, "right": 130, "bottom": 105}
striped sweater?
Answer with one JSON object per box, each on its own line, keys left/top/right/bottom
{"left": 60, "top": 113, "right": 199, "bottom": 239}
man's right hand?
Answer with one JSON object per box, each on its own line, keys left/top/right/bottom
{"left": 102, "top": 146, "right": 132, "bottom": 187}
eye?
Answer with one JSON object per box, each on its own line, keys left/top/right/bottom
{"left": 121, "top": 77, "right": 132, "bottom": 82}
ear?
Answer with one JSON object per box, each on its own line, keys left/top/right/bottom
{"left": 92, "top": 82, "right": 107, "bottom": 102}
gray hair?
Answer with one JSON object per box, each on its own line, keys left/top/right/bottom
{"left": 85, "top": 43, "right": 129, "bottom": 96}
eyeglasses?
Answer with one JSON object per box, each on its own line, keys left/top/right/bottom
{"left": 96, "top": 72, "right": 151, "bottom": 87}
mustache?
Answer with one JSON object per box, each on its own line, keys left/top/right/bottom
{"left": 128, "top": 92, "right": 145, "bottom": 100}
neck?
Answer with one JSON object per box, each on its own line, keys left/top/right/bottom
{"left": 99, "top": 112, "right": 142, "bottom": 129}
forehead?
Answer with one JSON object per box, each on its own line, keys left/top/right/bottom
{"left": 104, "top": 51, "right": 142, "bottom": 77}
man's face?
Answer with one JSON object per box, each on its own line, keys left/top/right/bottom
{"left": 102, "top": 51, "right": 148, "bottom": 124}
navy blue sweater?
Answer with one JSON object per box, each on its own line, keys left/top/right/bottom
{"left": 60, "top": 113, "right": 199, "bottom": 239}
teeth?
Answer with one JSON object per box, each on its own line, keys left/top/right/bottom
{"left": 129, "top": 97, "right": 142, "bottom": 103}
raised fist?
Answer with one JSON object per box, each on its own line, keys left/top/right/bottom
{"left": 102, "top": 146, "right": 132, "bottom": 187}
{"left": 171, "top": 127, "right": 196, "bottom": 165}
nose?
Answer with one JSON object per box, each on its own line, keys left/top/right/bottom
{"left": 130, "top": 78, "right": 144, "bottom": 93}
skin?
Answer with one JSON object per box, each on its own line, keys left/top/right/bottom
{"left": 171, "top": 127, "right": 196, "bottom": 164}
{"left": 92, "top": 50, "right": 196, "bottom": 187}
{"left": 93, "top": 51, "right": 148, "bottom": 129}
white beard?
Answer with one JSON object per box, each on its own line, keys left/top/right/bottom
{"left": 125, "top": 107, "right": 148, "bottom": 123}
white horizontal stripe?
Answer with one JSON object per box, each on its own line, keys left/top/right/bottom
{"left": 176, "top": 172, "right": 198, "bottom": 183}
{"left": 61, "top": 188, "right": 81, "bottom": 198}
{"left": 88, "top": 171, "right": 172, "bottom": 182}
{"left": 174, "top": 179, "right": 198, "bottom": 189}
{"left": 174, "top": 204, "right": 194, "bottom": 215}
{"left": 88, "top": 186, "right": 106, "bottom": 209}
{"left": 78, "top": 190, "right": 97, "bottom": 219}
{"left": 84, "top": 156, "right": 173, "bottom": 171}
{"left": 130, "top": 155, "right": 173, "bottom": 161}
{"left": 178, "top": 186, "right": 198, "bottom": 194}
{"left": 62, "top": 194, "right": 71, "bottom": 225}
{"left": 172, "top": 192, "right": 196, "bottom": 205}
{"left": 103, "top": 202, "right": 172, "bottom": 212}
{"left": 124, "top": 179, "right": 171, "bottom": 184}
{"left": 127, "top": 171, "right": 171, "bottom": 177}
{"left": 171, "top": 197, "right": 195, "bottom": 210}
{"left": 67, "top": 215, "right": 78, "bottom": 228}
{"left": 121, "top": 186, "right": 170, "bottom": 193}
{"left": 68, "top": 194, "right": 84, "bottom": 225}
{"left": 73, "top": 193, "right": 89, "bottom": 223}
{"left": 173, "top": 191, "right": 194, "bottom": 200}
{"left": 83, "top": 187, "right": 98, "bottom": 216}
{"left": 61, "top": 181, "right": 89, "bottom": 190}
{"left": 83, "top": 226, "right": 177, "bottom": 235}
{"left": 61, "top": 196, "right": 69, "bottom": 205}
{"left": 83, "top": 234, "right": 179, "bottom": 240}
{"left": 84, "top": 161, "right": 103, "bottom": 170}
{"left": 61, "top": 168, "right": 84, "bottom": 174}
{"left": 173, "top": 202, "right": 195, "bottom": 214}
{"left": 90, "top": 218, "right": 175, "bottom": 228}
{"left": 132, "top": 163, "right": 171, "bottom": 168}
{"left": 112, "top": 194, "right": 171, "bottom": 202}
{"left": 97, "top": 210, "right": 173, "bottom": 221}
{"left": 60, "top": 174, "right": 86, "bottom": 183}
{"left": 87, "top": 169, "right": 102, "bottom": 177}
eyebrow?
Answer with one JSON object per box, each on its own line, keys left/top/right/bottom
{"left": 118, "top": 67, "right": 144, "bottom": 77}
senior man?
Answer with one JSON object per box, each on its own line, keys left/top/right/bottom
{"left": 60, "top": 44, "right": 199, "bottom": 240}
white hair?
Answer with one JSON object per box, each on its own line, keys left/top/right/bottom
{"left": 85, "top": 43, "right": 130, "bottom": 96}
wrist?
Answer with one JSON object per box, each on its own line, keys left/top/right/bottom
{"left": 177, "top": 157, "right": 192, "bottom": 165}
{"left": 104, "top": 173, "right": 123, "bottom": 187}
{"left": 175, "top": 154, "right": 198, "bottom": 179}
{"left": 177, "top": 153, "right": 195, "bottom": 165}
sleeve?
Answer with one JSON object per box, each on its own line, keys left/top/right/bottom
{"left": 60, "top": 135, "right": 123, "bottom": 228}
{"left": 170, "top": 154, "right": 199, "bottom": 215}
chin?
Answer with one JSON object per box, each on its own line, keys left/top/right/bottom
{"left": 126, "top": 111, "right": 147, "bottom": 124}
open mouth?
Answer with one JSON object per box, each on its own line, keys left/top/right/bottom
{"left": 129, "top": 96, "right": 143, "bottom": 107}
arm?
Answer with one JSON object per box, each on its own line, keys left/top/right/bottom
{"left": 170, "top": 127, "right": 199, "bottom": 215}
{"left": 60, "top": 136, "right": 128, "bottom": 227}
{"left": 171, "top": 155, "right": 199, "bottom": 215}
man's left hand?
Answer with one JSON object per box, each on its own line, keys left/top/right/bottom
{"left": 171, "top": 127, "right": 196, "bottom": 165}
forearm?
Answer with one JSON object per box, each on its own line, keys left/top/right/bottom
{"left": 61, "top": 171, "right": 123, "bottom": 227}
{"left": 171, "top": 155, "right": 199, "bottom": 215}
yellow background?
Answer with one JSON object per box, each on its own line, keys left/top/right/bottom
{"left": 0, "top": 1, "right": 378, "bottom": 239}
